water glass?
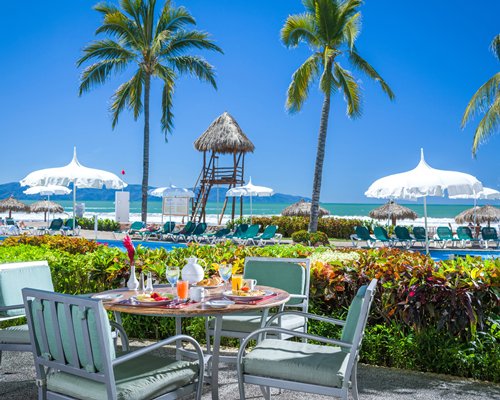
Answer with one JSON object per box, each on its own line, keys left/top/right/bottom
{"left": 166, "top": 266, "right": 179, "bottom": 288}
{"left": 218, "top": 264, "right": 232, "bottom": 290}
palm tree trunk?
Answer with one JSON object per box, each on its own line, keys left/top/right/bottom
{"left": 141, "top": 74, "right": 151, "bottom": 223}
{"left": 309, "top": 91, "right": 331, "bottom": 233}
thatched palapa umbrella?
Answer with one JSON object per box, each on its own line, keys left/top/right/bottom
{"left": 369, "top": 201, "right": 418, "bottom": 226}
{"left": 194, "top": 112, "right": 255, "bottom": 154}
{"left": 0, "top": 196, "right": 30, "bottom": 218}
{"left": 30, "top": 200, "right": 65, "bottom": 222}
{"left": 455, "top": 205, "right": 500, "bottom": 226}
{"left": 282, "top": 199, "right": 330, "bottom": 217}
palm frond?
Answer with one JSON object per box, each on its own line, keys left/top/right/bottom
{"left": 168, "top": 55, "right": 217, "bottom": 88}
{"left": 161, "top": 30, "right": 223, "bottom": 56}
{"left": 120, "top": 0, "right": 146, "bottom": 44}
{"left": 109, "top": 70, "right": 143, "bottom": 127}
{"left": 349, "top": 48, "right": 395, "bottom": 100}
{"left": 286, "top": 53, "right": 322, "bottom": 113}
{"left": 491, "top": 34, "right": 500, "bottom": 61}
{"left": 472, "top": 96, "right": 500, "bottom": 156}
{"left": 94, "top": 2, "right": 120, "bottom": 15}
{"left": 96, "top": 11, "right": 143, "bottom": 49}
{"left": 313, "top": 0, "right": 338, "bottom": 44}
{"left": 77, "top": 39, "right": 135, "bottom": 67}
{"left": 462, "top": 72, "right": 500, "bottom": 128}
{"left": 156, "top": 3, "right": 195, "bottom": 37}
{"left": 334, "top": 63, "right": 361, "bottom": 117}
{"left": 319, "top": 49, "right": 338, "bottom": 94}
{"left": 155, "top": 64, "right": 176, "bottom": 135}
{"left": 302, "top": 0, "right": 315, "bottom": 13}
{"left": 281, "top": 13, "right": 318, "bottom": 48}
{"left": 78, "top": 59, "right": 129, "bottom": 95}
{"left": 343, "top": 12, "right": 361, "bottom": 50}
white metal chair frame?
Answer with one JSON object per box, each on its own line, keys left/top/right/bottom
{"left": 236, "top": 279, "right": 378, "bottom": 400}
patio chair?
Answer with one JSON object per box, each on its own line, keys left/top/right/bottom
{"left": 0, "top": 261, "right": 54, "bottom": 367}
{"left": 246, "top": 225, "right": 282, "bottom": 246}
{"left": 167, "top": 221, "right": 196, "bottom": 242}
{"left": 456, "top": 226, "right": 481, "bottom": 248}
{"left": 146, "top": 221, "right": 176, "bottom": 241}
{"left": 350, "top": 226, "right": 376, "bottom": 248}
{"left": 206, "top": 257, "right": 310, "bottom": 364}
{"left": 373, "top": 226, "right": 393, "bottom": 247}
{"left": 236, "top": 279, "right": 378, "bottom": 400}
{"left": 234, "top": 224, "right": 261, "bottom": 244}
{"left": 62, "top": 218, "right": 81, "bottom": 236}
{"left": 186, "top": 222, "right": 208, "bottom": 242}
{"left": 22, "top": 288, "right": 205, "bottom": 400}
{"left": 412, "top": 227, "right": 429, "bottom": 247}
{"left": 225, "top": 224, "right": 249, "bottom": 241}
{"left": 394, "top": 226, "right": 414, "bottom": 249}
{"left": 480, "top": 227, "right": 500, "bottom": 248}
{"left": 199, "top": 227, "right": 231, "bottom": 244}
{"left": 38, "top": 218, "right": 64, "bottom": 235}
{"left": 436, "top": 226, "right": 460, "bottom": 248}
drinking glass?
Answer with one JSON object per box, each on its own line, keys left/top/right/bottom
{"left": 218, "top": 264, "right": 232, "bottom": 291}
{"left": 166, "top": 266, "right": 180, "bottom": 289}
{"left": 177, "top": 280, "right": 189, "bottom": 300}
{"left": 231, "top": 274, "right": 243, "bottom": 293}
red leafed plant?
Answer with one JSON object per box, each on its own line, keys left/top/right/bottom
{"left": 123, "top": 235, "right": 135, "bottom": 265}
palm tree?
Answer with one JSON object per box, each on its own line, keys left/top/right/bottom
{"left": 462, "top": 34, "right": 500, "bottom": 156}
{"left": 78, "top": 0, "right": 222, "bottom": 222}
{"left": 281, "top": 0, "right": 394, "bottom": 232}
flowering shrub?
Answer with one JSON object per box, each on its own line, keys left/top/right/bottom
{"left": 1, "top": 235, "right": 103, "bottom": 254}
{"left": 76, "top": 217, "right": 120, "bottom": 232}
{"left": 291, "top": 230, "right": 329, "bottom": 245}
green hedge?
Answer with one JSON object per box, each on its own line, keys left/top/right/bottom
{"left": 0, "top": 237, "right": 498, "bottom": 382}
{"left": 76, "top": 217, "right": 120, "bottom": 232}
{"left": 251, "top": 216, "right": 364, "bottom": 239}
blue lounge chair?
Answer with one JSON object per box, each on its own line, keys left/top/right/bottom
{"left": 62, "top": 218, "right": 81, "bottom": 236}
{"left": 394, "top": 226, "right": 414, "bottom": 249}
{"left": 187, "top": 222, "right": 208, "bottom": 242}
{"left": 436, "top": 226, "right": 460, "bottom": 248}
{"left": 146, "top": 221, "right": 176, "bottom": 241}
{"left": 350, "top": 226, "right": 376, "bottom": 248}
{"left": 245, "top": 225, "right": 282, "bottom": 246}
{"left": 412, "top": 227, "right": 431, "bottom": 247}
{"left": 456, "top": 226, "right": 480, "bottom": 248}
{"left": 225, "top": 224, "right": 249, "bottom": 241}
{"left": 199, "top": 228, "right": 230, "bottom": 244}
{"left": 481, "top": 227, "right": 500, "bottom": 248}
{"left": 168, "top": 221, "right": 196, "bottom": 242}
{"left": 373, "top": 226, "right": 393, "bottom": 247}
{"left": 234, "top": 224, "right": 261, "bottom": 243}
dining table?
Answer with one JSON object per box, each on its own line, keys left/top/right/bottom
{"left": 98, "top": 284, "right": 290, "bottom": 400}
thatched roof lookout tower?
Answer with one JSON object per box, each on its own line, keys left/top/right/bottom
{"left": 192, "top": 112, "right": 255, "bottom": 223}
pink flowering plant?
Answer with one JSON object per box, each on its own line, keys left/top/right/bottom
{"left": 123, "top": 235, "right": 135, "bottom": 265}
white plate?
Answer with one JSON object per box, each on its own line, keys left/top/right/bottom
{"left": 222, "top": 290, "right": 273, "bottom": 301}
{"left": 205, "top": 300, "right": 235, "bottom": 308}
{"left": 193, "top": 283, "right": 224, "bottom": 289}
{"left": 130, "top": 296, "right": 173, "bottom": 306}
{"left": 92, "top": 293, "right": 123, "bottom": 301}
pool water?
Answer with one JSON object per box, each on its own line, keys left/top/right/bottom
{"left": 429, "top": 249, "right": 499, "bottom": 261}
{"left": 97, "top": 239, "right": 186, "bottom": 252}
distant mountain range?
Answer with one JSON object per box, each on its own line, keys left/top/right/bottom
{"left": 0, "top": 182, "right": 309, "bottom": 204}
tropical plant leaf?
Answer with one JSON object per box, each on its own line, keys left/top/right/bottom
{"left": 491, "top": 34, "right": 500, "bottom": 61}
{"left": 281, "top": 12, "right": 318, "bottom": 48}
{"left": 334, "top": 63, "right": 361, "bottom": 117}
{"left": 286, "top": 53, "right": 322, "bottom": 113}
{"left": 462, "top": 72, "right": 500, "bottom": 128}
{"left": 77, "top": 39, "right": 135, "bottom": 66}
{"left": 163, "top": 30, "right": 223, "bottom": 56}
{"left": 472, "top": 96, "right": 500, "bottom": 155}
{"left": 168, "top": 55, "right": 217, "bottom": 88}
{"left": 79, "top": 59, "right": 129, "bottom": 95}
{"left": 343, "top": 11, "right": 361, "bottom": 50}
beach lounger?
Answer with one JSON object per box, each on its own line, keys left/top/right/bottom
{"left": 224, "top": 224, "right": 249, "bottom": 240}
{"left": 167, "top": 221, "right": 196, "bottom": 242}
{"left": 245, "top": 225, "right": 282, "bottom": 246}
{"left": 412, "top": 227, "right": 431, "bottom": 247}
{"left": 480, "top": 227, "right": 500, "bottom": 248}
{"left": 436, "top": 226, "right": 460, "bottom": 248}
{"left": 125, "top": 221, "right": 147, "bottom": 240}
{"left": 187, "top": 222, "right": 208, "bottom": 242}
{"left": 146, "top": 221, "right": 175, "bottom": 241}
{"left": 350, "top": 226, "right": 376, "bottom": 248}
{"left": 234, "top": 224, "right": 261, "bottom": 244}
{"left": 373, "top": 226, "right": 393, "bottom": 247}
{"left": 456, "top": 226, "right": 480, "bottom": 248}
{"left": 200, "top": 228, "right": 231, "bottom": 244}
{"left": 394, "top": 226, "right": 414, "bottom": 249}
{"left": 61, "top": 218, "right": 81, "bottom": 236}
{"left": 38, "top": 218, "right": 64, "bottom": 235}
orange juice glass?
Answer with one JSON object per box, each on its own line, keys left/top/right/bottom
{"left": 231, "top": 274, "right": 243, "bottom": 292}
{"left": 177, "top": 280, "right": 189, "bottom": 300}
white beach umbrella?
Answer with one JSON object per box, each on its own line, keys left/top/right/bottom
{"left": 148, "top": 185, "right": 195, "bottom": 224}
{"left": 20, "top": 147, "right": 127, "bottom": 230}
{"left": 226, "top": 177, "right": 274, "bottom": 223}
{"left": 365, "top": 149, "right": 483, "bottom": 253}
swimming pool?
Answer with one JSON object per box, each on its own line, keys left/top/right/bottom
{"left": 97, "top": 239, "right": 186, "bottom": 252}
{"left": 429, "top": 249, "right": 499, "bottom": 261}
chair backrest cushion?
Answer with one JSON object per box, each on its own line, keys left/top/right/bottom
{"left": 25, "top": 289, "right": 115, "bottom": 373}
{"left": 482, "top": 227, "right": 498, "bottom": 240}
{"left": 355, "top": 226, "right": 370, "bottom": 240}
{"left": 0, "top": 261, "right": 54, "bottom": 317}
{"left": 413, "top": 227, "right": 426, "bottom": 240}
{"left": 50, "top": 218, "right": 64, "bottom": 230}
{"left": 244, "top": 258, "right": 309, "bottom": 306}
{"left": 395, "top": 226, "right": 411, "bottom": 240}
{"left": 340, "top": 285, "right": 367, "bottom": 348}
{"left": 373, "top": 227, "right": 388, "bottom": 240}
{"left": 437, "top": 226, "right": 452, "bottom": 239}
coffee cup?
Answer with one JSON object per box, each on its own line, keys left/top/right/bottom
{"left": 189, "top": 286, "right": 205, "bottom": 302}
{"left": 243, "top": 279, "right": 257, "bottom": 291}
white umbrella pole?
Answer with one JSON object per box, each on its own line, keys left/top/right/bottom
{"left": 250, "top": 195, "right": 253, "bottom": 224}
{"left": 161, "top": 196, "right": 164, "bottom": 226}
{"left": 424, "top": 196, "right": 429, "bottom": 255}
{"left": 73, "top": 183, "right": 76, "bottom": 231}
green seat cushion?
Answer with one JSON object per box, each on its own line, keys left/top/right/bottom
{"left": 0, "top": 261, "right": 54, "bottom": 317}
{"left": 0, "top": 324, "right": 30, "bottom": 344}
{"left": 211, "top": 314, "right": 306, "bottom": 333}
{"left": 47, "top": 353, "right": 198, "bottom": 400}
{"left": 243, "top": 338, "right": 349, "bottom": 388}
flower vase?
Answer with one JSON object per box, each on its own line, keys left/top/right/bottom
{"left": 127, "top": 263, "right": 139, "bottom": 290}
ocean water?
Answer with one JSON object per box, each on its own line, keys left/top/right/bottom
{"left": 10, "top": 200, "right": 495, "bottom": 229}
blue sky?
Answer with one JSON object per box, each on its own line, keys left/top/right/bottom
{"left": 0, "top": 0, "right": 498, "bottom": 203}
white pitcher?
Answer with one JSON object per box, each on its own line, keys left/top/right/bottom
{"left": 181, "top": 257, "right": 204, "bottom": 284}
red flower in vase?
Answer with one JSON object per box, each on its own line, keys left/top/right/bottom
{"left": 123, "top": 235, "right": 135, "bottom": 265}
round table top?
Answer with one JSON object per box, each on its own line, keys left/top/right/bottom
{"left": 97, "top": 285, "right": 290, "bottom": 317}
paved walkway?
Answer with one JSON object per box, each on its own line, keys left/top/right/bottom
{"left": 1, "top": 342, "right": 499, "bottom": 400}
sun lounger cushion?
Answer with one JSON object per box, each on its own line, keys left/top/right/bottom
{"left": 0, "top": 324, "right": 30, "bottom": 344}
{"left": 0, "top": 261, "right": 54, "bottom": 317}
{"left": 243, "top": 339, "right": 349, "bottom": 388}
{"left": 46, "top": 353, "right": 198, "bottom": 400}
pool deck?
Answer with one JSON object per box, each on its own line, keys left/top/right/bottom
{"left": 1, "top": 341, "right": 499, "bottom": 400}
